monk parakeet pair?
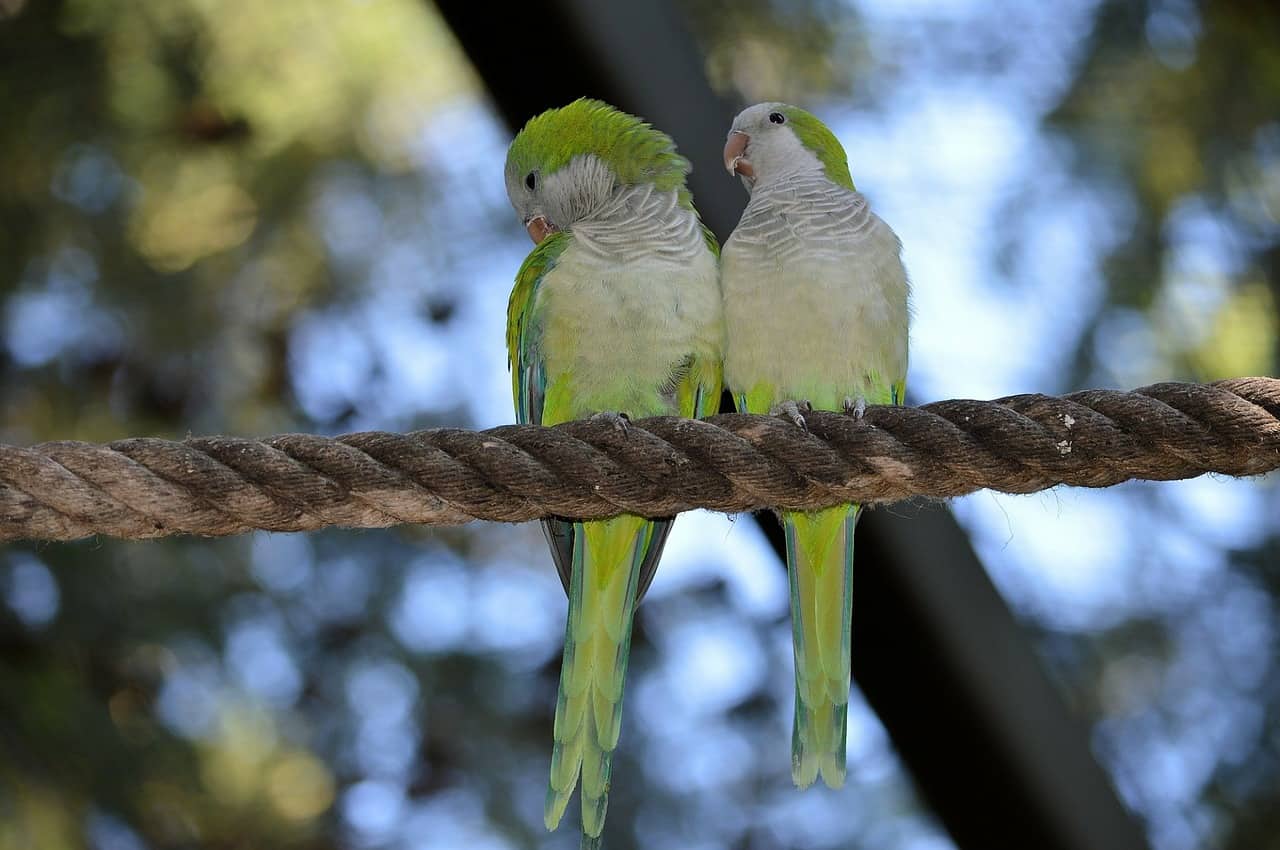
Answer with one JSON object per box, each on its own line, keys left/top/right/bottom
{"left": 503, "top": 99, "right": 908, "bottom": 846}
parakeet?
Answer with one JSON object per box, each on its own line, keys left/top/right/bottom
{"left": 503, "top": 99, "right": 723, "bottom": 847}
{"left": 720, "top": 103, "right": 909, "bottom": 789}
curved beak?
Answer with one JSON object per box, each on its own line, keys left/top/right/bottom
{"left": 525, "top": 215, "right": 556, "bottom": 245}
{"left": 723, "top": 131, "right": 753, "bottom": 178}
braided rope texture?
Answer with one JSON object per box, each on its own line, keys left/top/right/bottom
{"left": 2, "top": 378, "right": 1277, "bottom": 542}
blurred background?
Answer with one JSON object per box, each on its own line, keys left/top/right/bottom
{"left": 1, "top": 1, "right": 1278, "bottom": 849}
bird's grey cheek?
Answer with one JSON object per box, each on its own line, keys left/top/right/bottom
{"left": 542, "top": 199, "right": 566, "bottom": 230}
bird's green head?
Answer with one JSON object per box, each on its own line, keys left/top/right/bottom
{"left": 723, "top": 102, "right": 854, "bottom": 193}
{"left": 504, "top": 98, "right": 692, "bottom": 243}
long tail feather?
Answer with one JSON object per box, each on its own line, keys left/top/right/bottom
{"left": 545, "top": 514, "right": 657, "bottom": 843}
{"left": 783, "top": 503, "right": 860, "bottom": 789}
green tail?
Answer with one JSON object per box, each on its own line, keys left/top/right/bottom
{"left": 545, "top": 514, "right": 658, "bottom": 846}
{"left": 783, "top": 503, "right": 860, "bottom": 789}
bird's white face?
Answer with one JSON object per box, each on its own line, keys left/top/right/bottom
{"left": 505, "top": 154, "right": 616, "bottom": 244}
{"left": 723, "top": 103, "right": 822, "bottom": 193}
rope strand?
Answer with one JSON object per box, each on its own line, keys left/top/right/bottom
{"left": 2, "top": 378, "right": 1277, "bottom": 542}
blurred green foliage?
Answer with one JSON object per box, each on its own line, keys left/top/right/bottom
{"left": 1045, "top": 0, "right": 1280, "bottom": 387}
{"left": 0, "top": 0, "right": 476, "bottom": 443}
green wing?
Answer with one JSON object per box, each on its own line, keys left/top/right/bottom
{"left": 507, "top": 231, "right": 571, "bottom": 426}
{"left": 508, "top": 232, "right": 577, "bottom": 590}
{"left": 700, "top": 220, "right": 721, "bottom": 261}
{"left": 671, "top": 349, "right": 723, "bottom": 420}
{"left": 679, "top": 221, "right": 722, "bottom": 419}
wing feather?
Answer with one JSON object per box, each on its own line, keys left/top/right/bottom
{"left": 508, "top": 233, "right": 574, "bottom": 587}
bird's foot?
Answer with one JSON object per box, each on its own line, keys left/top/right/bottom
{"left": 771, "top": 399, "right": 812, "bottom": 430}
{"left": 843, "top": 396, "right": 868, "bottom": 419}
{"left": 591, "top": 410, "right": 631, "bottom": 436}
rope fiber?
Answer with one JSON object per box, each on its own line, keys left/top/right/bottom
{"left": 2, "top": 378, "right": 1277, "bottom": 542}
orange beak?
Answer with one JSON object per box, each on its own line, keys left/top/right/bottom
{"left": 525, "top": 215, "right": 555, "bottom": 244}
{"left": 724, "top": 131, "right": 753, "bottom": 178}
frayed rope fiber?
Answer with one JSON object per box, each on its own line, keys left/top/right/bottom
{"left": 2, "top": 378, "right": 1277, "bottom": 542}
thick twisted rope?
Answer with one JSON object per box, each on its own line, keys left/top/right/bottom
{"left": 1, "top": 378, "right": 1277, "bottom": 542}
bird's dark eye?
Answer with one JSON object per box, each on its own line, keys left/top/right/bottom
{"left": 769, "top": 111, "right": 785, "bottom": 125}
{"left": 525, "top": 172, "right": 537, "bottom": 190}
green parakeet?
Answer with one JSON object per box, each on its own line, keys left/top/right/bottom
{"left": 720, "top": 103, "right": 910, "bottom": 789}
{"left": 504, "top": 99, "right": 723, "bottom": 847}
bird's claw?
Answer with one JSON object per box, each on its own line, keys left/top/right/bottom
{"left": 771, "top": 400, "right": 811, "bottom": 430}
{"left": 843, "top": 396, "right": 867, "bottom": 419}
{"left": 591, "top": 410, "right": 631, "bottom": 435}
